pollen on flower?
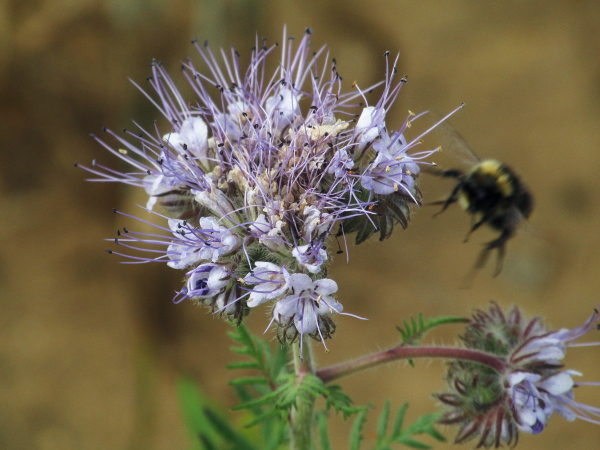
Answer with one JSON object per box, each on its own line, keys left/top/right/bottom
{"left": 80, "top": 26, "right": 447, "bottom": 352}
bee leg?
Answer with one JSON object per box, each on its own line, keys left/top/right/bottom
{"left": 437, "top": 169, "right": 464, "bottom": 178}
{"left": 463, "top": 209, "right": 494, "bottom": 242}
{"left": 430, "top": 182, "right": 463, "bottom": 217}
{"left": 483, "top": 229, "right": 513, "bottom": 277}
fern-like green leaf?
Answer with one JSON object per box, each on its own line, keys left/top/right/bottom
{"left": 390, "top": 403, "right": 408, "bottom": 439}
{"left": 317, "top": 412, "right": 332, "bottom": 450}
{"left": 349, "top": 408, "right": 368, "bottom": 450}
{"left": 375, "top": 400, "right": 391, "bottom": 447}
{"left": 372, "top": 404, "right": 445, "bottom": 449}
{"left": 228, "top": 376, "right": 270, "bottom": 387}
{"left": 202, "top": 408, "right": 258, "bottom": 450}
{"left": 396, "top": 313, "right": 468, "bottom": 345}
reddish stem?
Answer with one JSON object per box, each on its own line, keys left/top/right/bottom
{"left": 317, "top": 345, "right": 506, "bottom": 384}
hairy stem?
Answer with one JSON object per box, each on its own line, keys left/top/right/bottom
{"left": 317, "top": 345, "right": 506, "bottom": 384}
{"left": 290, "top": 339, "right": 316, "bottom": 450}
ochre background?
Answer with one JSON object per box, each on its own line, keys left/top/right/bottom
{"left": 2, "top": 1, "right": 600, "bottom": 448}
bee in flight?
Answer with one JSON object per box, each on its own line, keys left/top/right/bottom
{"left": 427, "top": 116, "right": 534, "bottom": 278}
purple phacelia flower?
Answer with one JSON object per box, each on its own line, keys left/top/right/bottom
{"left": 79, "top": 27, "right": 447, "bottom": 350}
{"left": 436, "top": 302, "right": 600, "bottom": 448}
{"left": 243, "top": 262, "right": 289, "bottom": 308}
{"left": 271, "top": 274, "right": 343, "bottom": 351}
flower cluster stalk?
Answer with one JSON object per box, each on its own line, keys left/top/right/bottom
{"left": 317, "top": 345, "right": 507, "bottom": 384}
{"left": 291, "top": 339, "right": 316, "bottom": 450}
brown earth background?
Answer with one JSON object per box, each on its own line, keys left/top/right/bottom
{"left": 2, "top": 0, "right": 600, "bottom": 449}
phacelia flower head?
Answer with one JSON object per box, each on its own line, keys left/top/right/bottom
{"left": 436, "top": 302, "right": 600, "bottom": 448}
{"left": 78, "top": 27, "right": 447, "bottom": 350}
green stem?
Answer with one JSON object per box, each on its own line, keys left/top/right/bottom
{"left": 317, "top": 345, "right": 506, "bottom": 384}
{"left": 290, "top": 338, "right": 316, "bottom": 450}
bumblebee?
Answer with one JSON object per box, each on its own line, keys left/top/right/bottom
{"left": 428, "top": 120, "right": 534, "bottom": 277}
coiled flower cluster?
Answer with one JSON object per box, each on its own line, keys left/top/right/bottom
{"left": 79, "top": 28, "right": 444, "bottom": 351}
{"left": 436, "top": 302, "right": 600, "bottom": 448}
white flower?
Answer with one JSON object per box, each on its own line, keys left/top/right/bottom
{"left": 163, "top": 117, "right": 209, "bottom": 160}
{"left": 292, "top": 244, "right": 328, "bottom": 274}
{"left": 244, "top": 262, "right": 290, "bottom": 307}
{"left": 273, "top": 274, "right": 342, "bottom": 336}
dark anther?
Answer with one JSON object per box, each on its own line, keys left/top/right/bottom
{"left": 384, "top": 50, "right": 390, "bottom": 57}
{"left": 327, "top": 142, "right": 333, "bottom": 148}
{"left": 182, "top": 143, "right": 188, "bottom": 150}
{"left": 114, "top": 238, "right": 119, "bottom": 245}
{"left": 310, "top": 106, "right": 318, "bottom": 111}
{"left": 324, "top": 132, "right": 329, "bottom": 137}
{"left": 123, "top": 227, "right": 129, "bottom": 233}
{"left": 191, "top": 38, "right": 198, "bottom": 44}
{"left": 393, "top": 67, "right": 398, "bottom": 74}
{"left": 113, "top": 208, "right": 118, "bottom": 213}
{"left": 217, "top": 143, "right": 225, "bottom": 147}
{"left": 117, "top": 230, "right": 121, "bottom": 236}
{"left": 203, "top": 40, "right": 209, "bottom": 47}
{"left": 102, "top": 127, "right": 107, "bottom": 132}
{"left": 235, "top": 50, "right": 240, "bottom": 58}
{"left": 401, "top": 76, "right": 408, "bottom": 83}
{"left": 105, "top": 249, "right": 113, "bottom": 254}
{"left": 305, "top": 27, "right": 312, "bottom": 35}
{"left": 242, "top": 112, "right": 248, "bottom": 117}
{"left": 280, "top": 79, "right": 287, "bottom": 86}
{"left": 73, "top": 162, "right": 79, "bottom": 167}
{"left": 147, "top": 170, "right": 151, "bottom": 175}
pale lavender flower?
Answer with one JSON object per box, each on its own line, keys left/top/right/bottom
{"left": 243, "top": 262, "right": 289, "bottom": 308}
{"left": 184, "top": 264, "right": 230, "bottom": 299}
{"left": 437, "top": 303, "right": 600, "bottom": 448}
{"left": 292, "top": 244, "right": 328, "bottom": 274}
{"left": 271, "top": 274, "right": 343, "bottom": 351}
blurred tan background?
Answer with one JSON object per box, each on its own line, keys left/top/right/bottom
{"left": 2, "top": 0, "right": 600, "bottom": 448}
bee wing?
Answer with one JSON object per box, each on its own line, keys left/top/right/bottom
{"left": 428, "top": 112, "right": 481, "bottom": 171}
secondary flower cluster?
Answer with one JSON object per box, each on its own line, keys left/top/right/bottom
{"left": 79, "top": 28, "right": 444, "bottom": 350}
{"left": 437, "top": 302, "right": 600, "bottom": 448}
